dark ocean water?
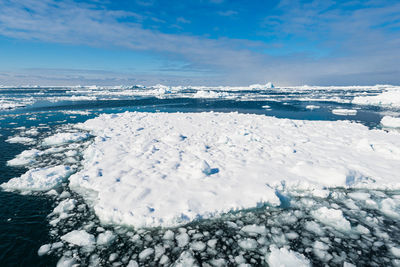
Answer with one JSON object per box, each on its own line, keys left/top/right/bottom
{"left": 0, "top": 87, "right": 397, "bottom": 266}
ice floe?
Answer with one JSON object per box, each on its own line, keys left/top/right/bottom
{"left": 353, "top": 88, "right": 400, "bottom": 108}
{"left": 332, "top": 109, "right": 357, "bottom": 116}
{"left": 381, "top": 116, "right": 400, "bottom": 128}
{"left": 42, "top": 132, "right": 90, "bottom": 146}
{"left": 6, "top": 136, "right": 35, "bottom": 145}
{"left": 267, "top": 246, "right": 310, "bottom": 267}
{"left": 67, "top": 112, "right": 400, "bottom": 228}
{"left": 1, "top": 165, "right": 73, "bottom": 192}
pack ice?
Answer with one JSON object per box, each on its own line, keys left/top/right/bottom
{"left": 70, "top": 112, "right": 400, "bottom": 228}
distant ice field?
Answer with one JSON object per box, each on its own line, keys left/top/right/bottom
{"left": 1, "top": 84, "right": 400, "bottom": 266}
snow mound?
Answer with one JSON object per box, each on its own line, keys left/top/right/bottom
{"left": 267, "top": 246, "right": 310, "bottom": 267}
{"left": 381, "top": 116, "right": 400, "bottom": 128}
{"left": 353, "top": 89, "right": 400, "bottom": 108}
{"left": 68, "top": 112, "right": 400, "bottom": 228}
{"left": 1, "top": 165, "right": 73, "bottom": 192}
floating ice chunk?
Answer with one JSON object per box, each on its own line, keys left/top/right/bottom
{"left": 312, "top": 207, "right": 351, "bottom": 232}
{"left": 159, "top": 255, "right": 169, "bottom": 265}
{"left": 390, "top": 247, "right": 400, "bottom": 258}
{"left": 163, "top": 230, "right": 174, "bottom": 240}
{"left": 42, "top": 132, "right": 90, "bottom": 146}
{"left": 353, "top": 89, "right": 400, "bottom": 108}
{"left": 193, "top": 90, "right": 228, "bottom": 98}
{"left": 173, "top": 251, "right": 198, "bottom": 267}
{"left": 306, "top": 105, "right": 320, "bottom": 110}
{"left": 176, "top": 232, "right": 190, "bottom": 247}
{"left": 332, "top": 109, "right": 357, "bottom": 116}
{"left": 313, "top": 241, "right": 332, "bottom": 262}
{"left": 6, "top": 136, "right": 35, "bottom": 144}
{"left": 348, "top": 192, "right": 371, "bottom": 201}
{"left": 96, "top": 230, "right": 116, "bottom": 246}
{"left": 127, "top": 260, "right": 139, "bottom": 267}
{"left": 380, "top": 198, "right": 400, "bottom": 219}
{"left": 241, "top": 224, "right": 267, "bottom": 235}
{"left": 53, "top": 199, "right": 77, "bottom": 214}
{"left": 7, "top": 149, "right": 42, "bottom": 166}
{"left": 267, "top": 246, "right": 310, "bottom": 267}
{"left": 356, "top": 224, "right": 370, "bottom": 235}
{"left": 238, "top": 238, "right": 258, "bottom": 250}
{"left": 190, "top": 241, "right": 206, "bottom": 251}
{"left": 56, "top": 256, "right": 77, "bottom": 267}
{"left": 38, "top": 244, "right": 51, "bottom": 256}
{"left": 381, "top": 116, "right": 400, "bottom": 128}
{"left": 1, "top": 165, "right": 73, "bottom": 192}
{"left": 61, "top": 230, "right": 95, "bottom": 247}
{"left": 139, "top": 248, "right": 154, "bottom": 260}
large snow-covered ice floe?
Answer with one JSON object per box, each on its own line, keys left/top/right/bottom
{"left": 1, "top": 165, "right": 73, "bottom": 192}
{"left": 69, "top": 112, "right": 400, "bottom": 228}
{"left": 352, "top": 88, "right": 400, "bottom": 108}
{"left": 381, "top": 116, "right": 400, "bottom": 128}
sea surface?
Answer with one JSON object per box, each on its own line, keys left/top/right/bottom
{"left": 0, "top": 86, "right": 399, "bottom": 266}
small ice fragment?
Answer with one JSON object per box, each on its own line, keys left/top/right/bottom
{"left": 190, "top": 241, "right": 206, "bottom": 251}
{"left": 238, "top": 238, "right": 258, "bottom": 250}
{"left": 127, "top": 260, "right": 139, "bottom": 267}
{"left": 38, "top": 244, "right": 51, "bottom": 256}
{"left": 176, "top": 233, "right": 190, "bottom": 247}
{"left": 267, "top": 246, "right": 311, "bottom": 267}
{"left": 332, "top": 109, "right": 357, "bottom": 116}
{"left": 139, "top": 248, "right": 154, "bottom": 260}
{"left": 306, "top": 105, "right": 320, "bottom": 110}
{"left": 96, "top": 230, "right": 116, "bottom": 246}
{"left": 163, "top": 230, "right": 174, "bottom": 240}
{"left": 390, "top": 247, "right": 400, "bottom": 258}
{"left": 56, "top": 256, "right": 77, "bottom": 267}
{"left": 241, "top": 224, "right": 267, "bottom": 235}
{"left": 61, "top": 230, "right": 95, "bottom": 247}
{"left": 311, "top": 207, "right": 351, "bottom": 232}
{"left": 6, "top": 136, "right": 35, "bottom": 144}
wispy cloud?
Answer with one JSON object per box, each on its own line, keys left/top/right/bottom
{"left": 217, "top": 10, "right": 238, "bottom": 17}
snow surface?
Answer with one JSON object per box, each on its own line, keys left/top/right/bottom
{"left": 67, "top": 112, "right": 400, "bottom": 228}
{"left": 353, "top": 89, "right": 400, "bottom": 108}
{"left": 1, "top": 165, "right": 73, "bottom": 192}
{"left": 381, "top": 116, "right": 400, "bottom": 128}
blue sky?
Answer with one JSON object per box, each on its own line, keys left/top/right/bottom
{"left": 0, "top": 0, "right": 399, "bottom": 86}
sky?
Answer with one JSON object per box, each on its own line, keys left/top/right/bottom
{"left": 0, "top": 0, "right": 399, "bottom": 86}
